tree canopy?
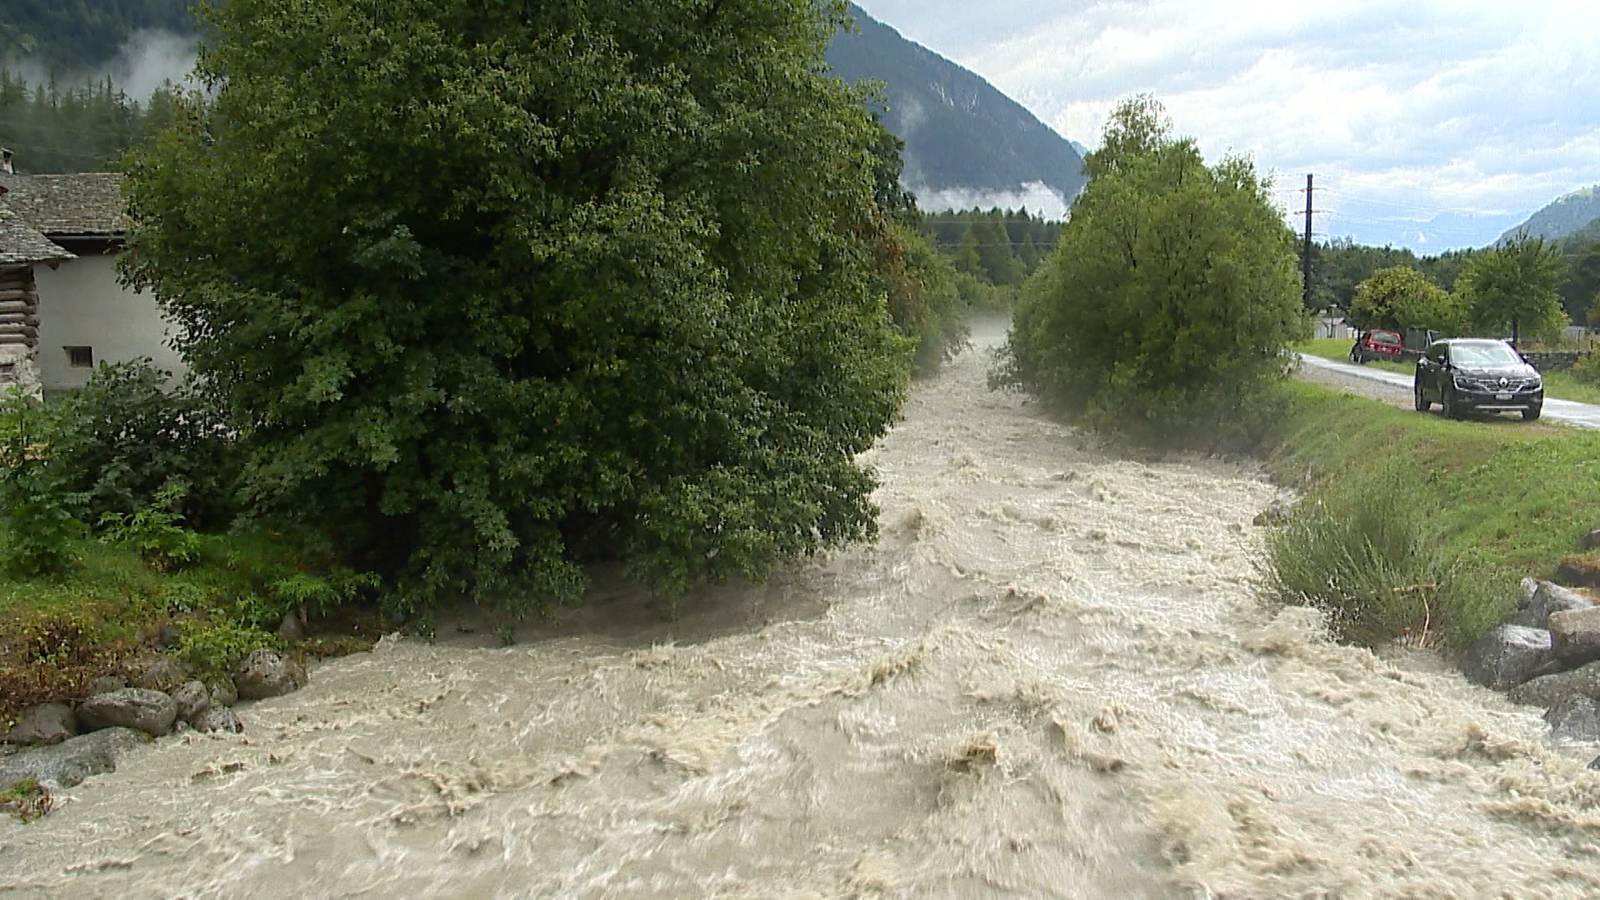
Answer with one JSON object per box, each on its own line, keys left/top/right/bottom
{"left": 1459, "top": 235, "right": 1569, "bottom": 344}
{"left": 999, "top": 96, "right": 1307, "bottom": 446}
{"left": 123, "top": 0, "right": 915, "bottom": 619}
{"left": 1348, "top": 266, "right": 1461, "bottom": 334}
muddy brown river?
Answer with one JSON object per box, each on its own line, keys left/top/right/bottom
{"left": 4, "top": 324, "right": 1600, "bottom": 898}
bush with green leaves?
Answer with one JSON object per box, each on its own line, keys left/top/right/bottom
{"left": 997, "top": 96, "right": 1308, "bottom": 447}
{"left": 1571, "top": 351, "right": 1600, "bottom": 386}
{"left": 48, "top": 359, "right": 236, "bottom": 531}
{"left": 174, "top": 619, "right": 281, "bottom": 682}
{"left": 99, "top": 482, "right": 203, "bottom": 572}
{"left": 123, "top": 0, "right": 910, "bottom": 619}
{"left": 0, "top": 395, "right": 86, "bottom": 578}
{"left": 1258, "top": 467, "right": 1509, "bottom": 649}
{"left": 879, "top": 225, "right": 970, "bottom": 375}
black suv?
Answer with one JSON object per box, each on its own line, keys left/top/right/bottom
{"left": 1414, "top": 339, "right": 1543, "bottom": 421}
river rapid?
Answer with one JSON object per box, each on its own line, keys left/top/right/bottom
{"left": 5, "top": 323, "right": 1600, "bottom": 898}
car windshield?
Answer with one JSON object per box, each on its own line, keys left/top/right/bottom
{"left": 1371, "top": 332, "right": 1400, "bottom": 344}
{"left": 1451, "top": 343, "right": 1522, "bottom": 366}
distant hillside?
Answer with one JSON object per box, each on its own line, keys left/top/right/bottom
{"left": 827, "top": 4, "right": 1085, "bottom": 216}
{"left": 0, "top": 0, "right": 196, "bottom": 72}
{"left": 1500, "top": 185, "right": 1600, "bottom": 245}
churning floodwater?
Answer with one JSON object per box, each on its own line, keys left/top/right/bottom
{"left": 4, "top": 322, "right": 1600, "bottom": 898}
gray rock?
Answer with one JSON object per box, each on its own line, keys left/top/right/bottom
{"left": 1512, "top": 582, "right": 1595, "bottom": 629}
{"left": 76, "top": 689, "right": 178, "bottom": 737}
{"left": 208, "top": 677, "right": 238, "bottom": 708}
{"left": 277, "top": 611, "right": 307, "bottom": 642}
{"left": 1591, "top": 755, "right": 1600, "bottom": 771}
{"left": 0, "top": 728, "right": 148, "bottom": 791}
{"left": 125, "top": 655, "right": 190, "bottom": 692}
{"left": 171, "top": 681, "right": 211, "bottom": 722}
{"left": 2, "top": 703, "right": 77, "bottom": 746}
{"left": 1546, "top": 696, "right": 1600, "bottom": 742}
{"left": 1459, "top": 624, "right": 1554, "bottom": 690}
{"left": 1583, "top": 530, "right": 1600, "bottom": 552}
{"left": 234, "top": 649, "right": 307, "bottom": 700}
{"left": 1517, "top": 576, "right": 1541, "bottom": 609}
{"left": 191, "top": 706, "right": 243, "bottom": 734}
{"left": 1509, "top": 661, "right": 1600, "bottom": 708}
{"left": 88, "top": 675, "right": 126, "bottom": 696}
{"left": 1550, "top": 606, "right": 1600, "bottom": 665}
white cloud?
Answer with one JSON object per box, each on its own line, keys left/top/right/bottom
{"left": 855, "top": 0, "right": 1600, "bottom": 249}
{"left": 911, "top": 181, "right": 1072, "bottom": 219}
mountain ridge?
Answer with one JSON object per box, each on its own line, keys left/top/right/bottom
{"left": 1498, "top": 185, "right": 1600, "bottom": 245}
{"left": 826, "top": 4, "right": 1085, "bottom": 216}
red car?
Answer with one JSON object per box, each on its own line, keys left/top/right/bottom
{"left": 1350, "top": 329, "right": 1405, "bottom": 364}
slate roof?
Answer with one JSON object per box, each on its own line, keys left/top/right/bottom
{"left": 0, "top": 173, "right": 129, "bottom": 237}
{"left": 0, "top": 208, "right": 74, "bottom": 267}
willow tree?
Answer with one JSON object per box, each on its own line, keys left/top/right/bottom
{"left": 1001, "top": 96, "right": 1308, "bottom": 445}
{"left": 122, "top": 0, "right": 911, "bottom": 618}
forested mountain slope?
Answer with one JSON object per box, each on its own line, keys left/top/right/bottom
{"left": 826, "top": 4, "right": 1086, "bottom": 212}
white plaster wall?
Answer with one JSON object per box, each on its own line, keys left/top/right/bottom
{"left": 33, "top": 254, "right": 187, "bottom": 391}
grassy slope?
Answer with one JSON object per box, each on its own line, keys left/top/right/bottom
{"left": 1296, "top": 339, "right": 1600, "bottom": 405}
{"left": 1266, "top": 381, "right": 1600, "bottom": 642}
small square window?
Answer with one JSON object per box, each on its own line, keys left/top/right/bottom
{"left": 0, "top": 362, "right": 14, "bottom": 380}
{"left": 66, "top": 346, "right": 94, "bottom": 368}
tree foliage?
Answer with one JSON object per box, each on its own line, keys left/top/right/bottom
{"left": 0, "top": 71, "right": 182, "bottom": 173}
{"left": 999, "top": 96, "right": 1308, "bottom": 446}
{"left": 1348, "top": 266, "right": 1462, "bottom": 333}
{"left": 1459, "top": 235, "right": 1569, "bottom": 343}
{"left": 123, "top": 0, "right": 912, "bottom": 619}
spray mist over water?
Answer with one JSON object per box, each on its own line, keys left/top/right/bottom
{"left": 3, "top": 323, "right": 1597, "bottom": 897}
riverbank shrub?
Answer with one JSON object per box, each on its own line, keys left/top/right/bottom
{"left": 997, "top": 96, "right": 1308, "bottom": 447}
{"left": 1259, "top": 465, "right": 1508, "bottom": 648}
{"left": 47, "top": 360, "right": 237, "bottom": 531}
{"left": 123, "top": 0, "right": 911, "bottom": 620}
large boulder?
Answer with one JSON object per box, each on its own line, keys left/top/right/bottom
{"left": 76, "top": 689, "right": 178, "bottom": 737}
{"left": 0, "top": 728, "right": 148, "bottom": 791}
{"left": 1509, "top": 661, "right": 1600, "bottom": 708}
{"left": 2, "top": 703, "right": 77, "bottom": 746}
{"left": 1557, "top": 557, "right": 1600, "bottom": 589}
{"left": 1511, "top": 582, "right": 1594, "bottom": 629}
{"left": 87, "top": 675, "right": 127, "bottom": 696}
{"left": 234, "top": 649, "right": 307, "bottom": 700}
{"left": 171, "top": 681, "right": 211, "bottom": 722}
{"left": 1581, "top": 530, "right": 1600, "bottom": 552}
{"left": 1459, "top": 624, "right": 1554, "bottom": 690}
{"left": 1549, "top": 606, "right": 1600, "bottom": 666}
{"left": 191, "top": 706, "right": 244, "bottom": 734}
{"left": 125, "top": 655, "right": 191, "bottom": 692}
{"left": 1546, "top": 696, "right": 1600, "bottom": 742}
{"left": 209, "top": 676, "right": 239, "bottom": 708}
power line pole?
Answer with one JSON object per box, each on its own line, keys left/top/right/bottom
{"left": 1302, "top": 173, "right": 1314, "bottom": 310}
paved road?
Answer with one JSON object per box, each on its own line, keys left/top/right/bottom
{"left": 1298, "top": 354, "right": 1600, "bottom": 430}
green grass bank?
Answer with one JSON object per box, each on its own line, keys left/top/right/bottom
{"left": 1259, "top": 380, "right": 1600, "bottom": 648}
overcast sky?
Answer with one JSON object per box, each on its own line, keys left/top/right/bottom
{"left": 854, "top": 0, "right": 1600, "bottom": 251}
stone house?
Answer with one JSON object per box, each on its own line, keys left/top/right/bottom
{"left": 0, "top": 170, "right": 185, "bottom": 396}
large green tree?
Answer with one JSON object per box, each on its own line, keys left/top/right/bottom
{"left": 1000, "top": 96, "right": 1307, "bottom": 444}
{"left": 123, "top": 0, "right": 912, "bottom": 618}
{"left": 1348, "top": 266, "right": 1462, "bottom": 333}
{"left": 1459, "top": 235, "right": 1568, "bottom": 345}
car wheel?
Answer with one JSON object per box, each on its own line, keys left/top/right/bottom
{"left": 1441, "top": 387, "right": 1459, "bottom": 419}
{"left": 1523, "top": 406, "right": 1542, "bottom": 422}
{"left": 1413, "top": 381, "right": 1430, "bottom": 411}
